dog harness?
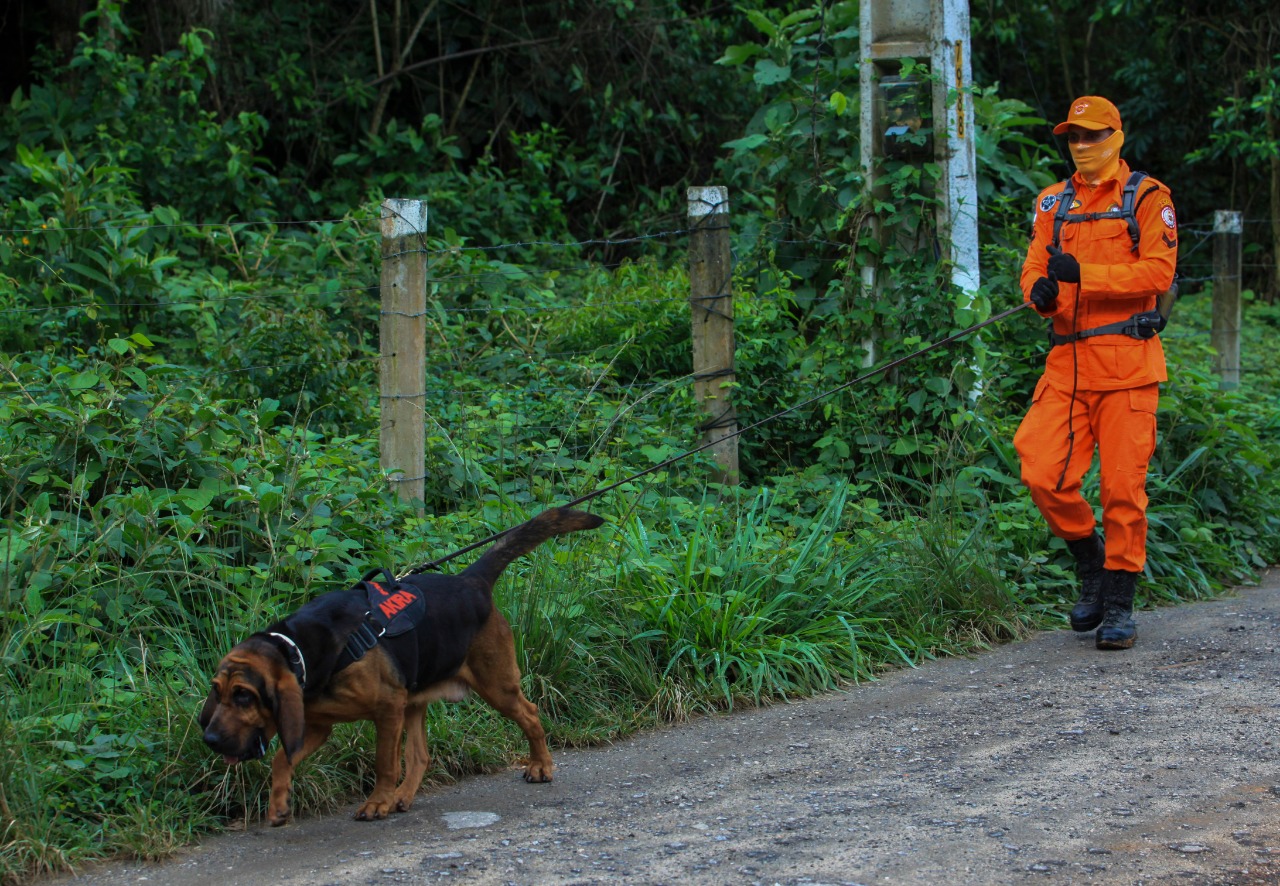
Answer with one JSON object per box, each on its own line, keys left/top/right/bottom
{"left": 334, "top": 570, "right": 428, "bottom": 687}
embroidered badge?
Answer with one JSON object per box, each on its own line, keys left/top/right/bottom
{"left": 363, "top": 580, "right": 426, "bottom": 637}
{"left": 1161, "top": 206, "right": 1176, "bottom": 228}
{"left": 1073, "top": 101, "right": 1090, "bottom": 116}
{"left": 1039, "top": 193, "right": 1058, "bottom": 212}
{"left": 1070, "top": 199, "right": 1081, "bottom": 211}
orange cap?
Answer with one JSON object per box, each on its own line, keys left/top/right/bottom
{"left": 1052, "top": 96, "right": 1122, "bottom": 135}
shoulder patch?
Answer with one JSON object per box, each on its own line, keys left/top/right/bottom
{"left": 1039, "top": 193, "right": 1059, "bottom": 212}
{"left": 1161, "top": 206, "right": 1176, "bottom": 228}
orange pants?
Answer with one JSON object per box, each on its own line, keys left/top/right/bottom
{"left": 1014, "top": 380, "right": 1159, "bottom": 572}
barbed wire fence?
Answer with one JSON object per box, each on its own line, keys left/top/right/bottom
{"left": 0, "top": 198, "right": 1262, "bottom": 507}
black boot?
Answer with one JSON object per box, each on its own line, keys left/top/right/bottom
{"left": 1095, "top": 569, "right": 1138, "bottom": 650}
{"left": 1065, "top": 532, "right": 1106, "bottom": 632}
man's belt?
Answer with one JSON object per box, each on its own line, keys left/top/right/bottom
{"left": 1050, "top": 309, "right": 1164, "bottom": 346}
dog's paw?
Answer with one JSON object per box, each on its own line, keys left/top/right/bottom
{"left": 268, "top": 806, "right": 292, "bottom": 827}
{"left": 355, "top": 799, "right": 393, "bottom": 821}
{"left": 522, "top": 764, "right": 554, "bottom": 784}
{"left": 393, "top": 796, "right": 414, "bottom": 813}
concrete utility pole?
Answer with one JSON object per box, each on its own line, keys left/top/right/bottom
{"left": 932, "top": 0, "right": 979, "bottom": 303}
{"left": 859, "top": 0, "right": 979, "bottom": 358}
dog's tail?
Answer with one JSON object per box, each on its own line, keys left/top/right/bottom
{"left": 462, "top": 507, "right": 605, "bottom": 586}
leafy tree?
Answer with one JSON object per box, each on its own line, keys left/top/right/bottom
{"left": 709, "top": 2, "right": 1056, "bottom": 484}
{"left": 1188, "top": 53, "right": 1280, "bottom": 302}
{"left": 0, "top": 0, "right": 767, "bottom": 237}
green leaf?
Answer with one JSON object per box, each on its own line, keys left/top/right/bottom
{"left": 25, "top": 583, "right": 44, "bottom": 614}
{"left": 780, "top": 9, "right": 818, "bottom": 28}
{"left": 723, "top": 133, "right": 769, "bottom": 152}
{"left": 924, "top": 377, "right": 953, "bottom": 396}
{"left": 717, "top": 43, "right": 763, "bottom": 67}
{"left": 67, "top": 372, "right": 100, "bottom": 390}
{"left": 754, "top": 60, "right": 792, "bottom": 87}
{"left": 122, "top": 367, "right": 148, "bottom": 389}
{"left": 63, "top": 261, "right": 112, "bottom": 288}
{"left": 179, "top": 487, "right": 217, "bottom": 511}
{"left": 745, "top": 10, "right": 778, "bottom": 38}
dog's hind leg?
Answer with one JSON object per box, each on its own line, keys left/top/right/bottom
{"left": 461, "top": 612, "right": 555, "bottom": 783}
{"left": 392, "top": 698, "right": 431, "bottom": 812}
{"left": 269, "top": 722, "right": 333, "bottom": 827}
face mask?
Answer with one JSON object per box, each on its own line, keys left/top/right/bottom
{"left": 1070, "top": 130, "right": 1124, "bottom": 184}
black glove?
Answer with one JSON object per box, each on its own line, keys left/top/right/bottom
{"left": 1030, "top": 276, "right": 1059, "bottom": 312}
{"left": 1046, "top": 245, "right": 1080, "bottom": 283}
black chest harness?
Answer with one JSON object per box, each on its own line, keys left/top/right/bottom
{"left": 267, "top": 572, "right": 430, "bottom": 698}
{"left": 1048, "top": 171, "right": 1177, "bottom": 346}
{"left": 334, "top": 571, "right": 428, "bottom": 687}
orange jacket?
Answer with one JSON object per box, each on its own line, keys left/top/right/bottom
{"left": 1021, "top": 159, "right": 1178, "bottom": 391}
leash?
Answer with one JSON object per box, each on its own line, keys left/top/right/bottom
{"left": 398, "top": 300, "right": 1033, "bottom": 576}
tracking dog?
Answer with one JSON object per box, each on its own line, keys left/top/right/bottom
{"left": 199, "top": 507, "right": 604, "bottom": 825}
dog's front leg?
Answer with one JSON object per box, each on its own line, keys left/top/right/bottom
{"left": 392, "top": 699, "right": 431, "bottom": 813}
{"left": 355, "top": 705, "right": 406, "bottom": 821}
{"left": 268, "top": 724, "right": 332, "bottom": 826}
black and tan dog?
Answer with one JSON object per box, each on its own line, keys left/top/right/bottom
{"left": 199, "top": 507, "right": 603, "bottom": 825}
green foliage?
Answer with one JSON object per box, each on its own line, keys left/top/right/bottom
{"left": 1144, "top": 294, "right": 1280, "bottom": 588}
{"left": 0, "top": 5, "right": 276, "bottom": 222}
{"left": 709, "top": 2, "right": 1057, "bottom": 485}
{"left": 715, "top": 1, "right": 863, "bottom": 285}
{"left": 1187, "top": 52, "right": 1280, "bottom": 172}
{"left": 0, "top": 146, "right": 181, "bottom": 351}
{"left": 616, "top": 486, "right": 896, "bottom": 708}
{"left": 0, "top": 0, "right": 758, "bottom": 233}
{"left": 1185, "top": 51, "right": 1280, "bottom": 299}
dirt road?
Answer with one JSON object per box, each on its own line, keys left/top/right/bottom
{"left": 43, "top": 569, "right": 1280, "bottom": 885}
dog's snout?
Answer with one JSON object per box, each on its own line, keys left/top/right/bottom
{"left": 203, "top": 728, "right": 223, "bottom": 748}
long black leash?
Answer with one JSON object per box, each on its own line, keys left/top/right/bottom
{"left": 399, "top": 301, "right": 1033, "bottom": 575}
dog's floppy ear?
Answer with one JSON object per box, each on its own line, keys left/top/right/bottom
{"left": 274, "top": 671, "right": 306, "bottom": 761}
{"left": 198, "top": 686, "right": 218, "bottom": 730}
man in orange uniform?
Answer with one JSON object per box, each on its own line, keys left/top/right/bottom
{"left": 1014, "top": 95, "right": 1178, "bottom": 650}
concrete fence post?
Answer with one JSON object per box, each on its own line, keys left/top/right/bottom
{"left": 379, "top": 198, "right": 428, "bottom": 505}
{"left": 687, "top": 186, "right": 739, "bottom": 486}
{"left": 1211, "top": 210, "right": 1243, "bottom": 390}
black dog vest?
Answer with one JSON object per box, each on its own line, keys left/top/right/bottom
{"left": 334, "top": 571, "right": 428, "bottom": 689}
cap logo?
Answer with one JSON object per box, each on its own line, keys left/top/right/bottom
{"left": 1073, "top": 102, "right": 1090, "bottom": 116}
